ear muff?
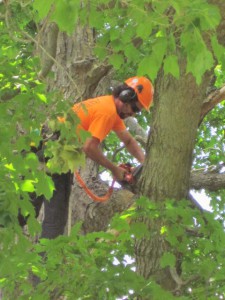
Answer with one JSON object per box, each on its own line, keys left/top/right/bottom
{"left": 119, "top": 88, "right": 137, "bottom": 103}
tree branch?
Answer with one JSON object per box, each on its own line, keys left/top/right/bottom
{"left": 124, "top": 117, "right": 148, "bottom": 140}
{"left": 38, "top": 22, "right": 59, "bottom": 79}
{"left": 190, "top": 170, "right": 225, "bottom": 191}
{"left": 199, "top": 84, "right": 225, "bottom": 126}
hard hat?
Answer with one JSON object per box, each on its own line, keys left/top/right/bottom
{"left": 125, "top": 76, "right": 154, "bottom": 111}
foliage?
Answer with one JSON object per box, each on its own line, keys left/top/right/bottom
{"left": 0, "top": 0, "right": 225, "bottom": 299}
{"left": 88, "top": 0, "right": 223, "bottom": 84}
{"left": 2, "top": 196, "right": 225, "bottom": 299}
{"left": 0, "top": 0, "right": 86, "bottom": 225}
{"left": 0, "top": 2, "right": 86, "bottom": 298}
{"left": 1, "top": 223, "right": 145, "bottom": 299}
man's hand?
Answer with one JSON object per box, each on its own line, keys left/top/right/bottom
{"left": 111, "top": 166, "right": 128, "bottom": 182}
{"left": 83, "top": 137, "right": 136, "bottom": 183}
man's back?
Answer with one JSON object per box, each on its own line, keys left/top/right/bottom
{"left": 72, "top": 95, "right": 125, "bottom": 142}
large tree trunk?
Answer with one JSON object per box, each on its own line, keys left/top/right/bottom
{"left": 135, "top": 1, "right": 225, "bottom": 295}
{"left": 135, "top": 72, "right": 206, "bottom": 291}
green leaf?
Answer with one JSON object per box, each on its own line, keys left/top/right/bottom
{"left": 27, "top": 215, "right": 41, "bottom": 236}
{"left": 136, "top": 22, "right": 152, "bottom": 39}
{"left": 160, "top": 252, "right": 176, "bottom": 268}
{"left": 138, "top": 55, "right": 159, "bottom": 81}
{"left": 109, "top": 54, "right": 124, "bottom": 69}
{"left": 20, "top": 180, "right": 35, "bottom": 192}
{"left": 187, "top": 48, "right": 214, "bottom": 85}
{"left": 211, "top": 36, "right": 225, "bottom": 63}
{"left": 36, "top": 93, "right": 47, "bottom": 103}
{"left": 25, "top": 153, "right": 39, "bottom": 170}
{"left": 124, "top": 44, "right": 140, "bottom": 62}
{"left": 88, "top": 10, "right": 105, "bottom": 29}
{"left": 199, "top": 4, "right": 221, "bottom": 30}
{"left": 152, "top": 37, "right": 167, "bottom": 64}
{"left": 181, "top": 28, "right": 214, "bottom": 84}
{"left": 35, "top": 173, "right": 55, "bottom": 200}
{"left": 129, "top": 222, "right": 149, "bottom": 239}
{"left": 164, "top": 55, "right": 180, "bottom": 79}
{"left": 33, "top": 0, "right": 55, "bottom": 20}
{"left": 51, "top": 0, "right": 80, "bottom": 34}
{"left": 138, "top": 37, "right": 167, "bottom": 80}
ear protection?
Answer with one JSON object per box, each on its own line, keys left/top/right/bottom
{"left": 118, "top": 88, "right": 137, "bottom": 103}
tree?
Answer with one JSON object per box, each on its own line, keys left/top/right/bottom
{"left": 0, "top": 0, "right": 225, "bottom": 299}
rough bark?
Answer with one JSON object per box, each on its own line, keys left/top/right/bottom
{"left": 190, "top": 170, "right": 225, "bottom": 191}
{"left": 134, "top": 1, "right": 225, "bottom": 294}
{"left": 40, "top": 24, "right": 112, "bottom": 101}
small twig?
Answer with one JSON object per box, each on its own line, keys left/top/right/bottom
{"left": 170, "top": 267, "right": 200, "bottom": 295}
{"left": 111, "top": 145, "right": 125, "bottom": 161}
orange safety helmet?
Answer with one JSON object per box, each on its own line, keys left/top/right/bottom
{"left": 125, "top": 76, "right": 154, "bottom": 111}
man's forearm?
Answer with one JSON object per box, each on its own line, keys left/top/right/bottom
{"left": 84, "top": 145, "right": 117, "bottom": 173}
{"left": 83, "top": 138, "right": 117, "bottom": 174}
{"left": 125, "top": 137, "right": 145, "bottom": 163}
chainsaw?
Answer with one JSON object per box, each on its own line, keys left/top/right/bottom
{"left": 75, "top": 163, "right": 143, "bottom": 202}
{"left": 118, "top": 163, "right": 143, "bottom": 192}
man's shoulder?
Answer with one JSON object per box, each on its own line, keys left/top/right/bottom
{"left": 88, "top": 95, "right": 113, "bottom": 104}
{"left": 73, "top": 95, "right": 112, "bottom": 111}
{"left": 88, "top": 95, "right": 115, "bottom": 112}
{"left": 78, "top": 95, "right": 113, "bottom": 107}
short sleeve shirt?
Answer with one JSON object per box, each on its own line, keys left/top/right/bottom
{"left": 72, "top": 95, "right": 126, "bottom": 142}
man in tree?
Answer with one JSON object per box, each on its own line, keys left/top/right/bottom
{"left": 19, "top": 76, "right": 154, "bottom": 239}
{"left": 75, "top": 76, "right": 154, "bottom": 181}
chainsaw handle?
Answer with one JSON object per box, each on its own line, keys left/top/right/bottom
{"left": 117, "top": 163, "right": 133, "bottom": 183}
{"left": 123, "top": 172, "right": 134, "bottom": 183}
{"left": 118, "top": 163, "right": 143, "bottom": 185}
{"left": 112, "top": 166, "right": 129, "bottom": 182}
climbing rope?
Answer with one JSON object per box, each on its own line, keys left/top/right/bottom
{"left": 74, "top": 171, "right": 116, "bottom": 202}
{"left": 74, "top": 163, "right": 134, "bottom": 202}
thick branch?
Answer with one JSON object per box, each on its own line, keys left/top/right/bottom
{"left": 124, "top": 117, "right": 148, "bottom": 140}
{"left": 70, "top": 177, "right": 135, "bottom": 234}
{"left": 190, "top": 171, "right": 225, "bottom": 191}
{"left": 199, "top": 84, "right": 225, "bottom": 125}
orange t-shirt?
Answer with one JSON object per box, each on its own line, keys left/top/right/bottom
{"left": 72, "top": 95, "right": 126, "bottom": 142}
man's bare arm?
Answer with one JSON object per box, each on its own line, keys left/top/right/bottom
{"left": 116, "top": 130, "right": 145, "bottom": 163}
{"left": 83, "top": 137, "right": 127, "bottom": 181}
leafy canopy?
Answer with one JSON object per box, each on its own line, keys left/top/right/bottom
{"left": 0, "top": 0, "right": 225, "bottom": 299}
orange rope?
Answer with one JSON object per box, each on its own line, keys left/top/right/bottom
{"left": 74, "top": 171, "right": 116, "bottom": 202}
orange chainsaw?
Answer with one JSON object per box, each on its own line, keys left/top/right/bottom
{"left": 118, "top": 163, "right": 143, "bottom": 191}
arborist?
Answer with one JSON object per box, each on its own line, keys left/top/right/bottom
{"left": 19, "top": 76, "right": 154, "bottom": 239}
{"left": 74, "top": 76, "right": 154, "bottom": 182}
